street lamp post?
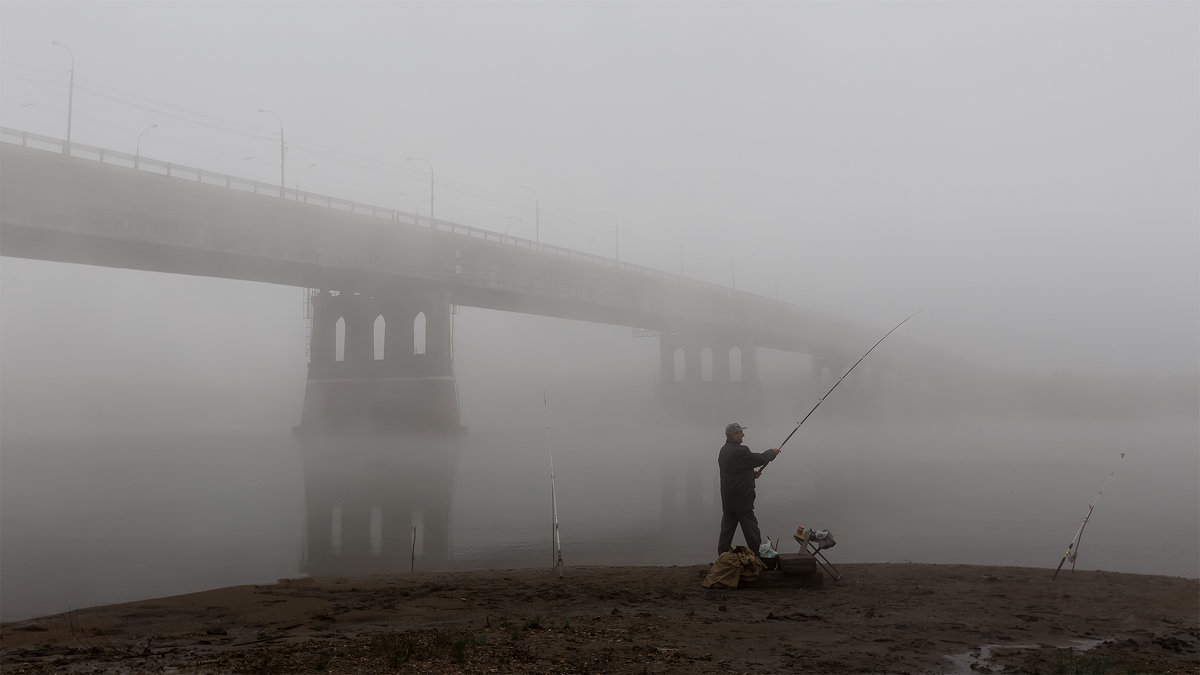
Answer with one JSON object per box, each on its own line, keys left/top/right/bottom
{"left": 296, "top": 162, "right": 317, "bottom": 195}
{"left": 135, "top": 123, "right": 157, "bottom": 169}
{"left": 407, "top": 157, "right": 433, "bottom": 228}
{"left": 257, "top": 109, "right": 286, "bottom": 197}
{"left": 50, "top": 41, "right": 74, "bottom": 149}
{"left": 520, "top": 185, "right": 540, "bottom": 248}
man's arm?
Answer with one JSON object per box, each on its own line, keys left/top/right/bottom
{"left": 731, "top": 447, "right": 769, "bottom": 468}
{"left": 732, "top": 446, "right": 780, "bottom": 469}
{"left": 754, "top": 447, "right": 781, "bottom": 471}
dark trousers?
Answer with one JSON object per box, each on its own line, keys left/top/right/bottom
{"left": 717, "top": 509, "right": 762, "bottom": 556}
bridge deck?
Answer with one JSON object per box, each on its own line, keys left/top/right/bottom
{"left": 0, "top": 128, "right": 944, "bottom": 367}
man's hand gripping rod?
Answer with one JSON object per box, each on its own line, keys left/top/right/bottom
{"left": 767, "top": 310, "right": 923, "bottom": 467}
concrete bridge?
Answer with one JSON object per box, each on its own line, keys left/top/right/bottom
{"left": 0, "top": 128, "right": 952, "bottom": 572}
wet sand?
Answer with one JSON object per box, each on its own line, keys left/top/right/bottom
{"left": 2, "top": 562, "right": 1197, "bottom": 674}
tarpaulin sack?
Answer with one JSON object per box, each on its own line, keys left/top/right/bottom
{"left": 702, "top": 546, "right": 768, "bottom": 589}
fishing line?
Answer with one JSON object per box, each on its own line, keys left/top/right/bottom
{"left": 767, "top": 309, "right": 923, "bottom": 466}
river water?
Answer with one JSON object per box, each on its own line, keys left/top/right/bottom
{"left": 2, "top": 415, "right": 1196, "bottom": 622}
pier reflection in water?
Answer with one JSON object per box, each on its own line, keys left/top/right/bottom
{"left": 2, "top": 417, "right": 1197, "bottom": 623}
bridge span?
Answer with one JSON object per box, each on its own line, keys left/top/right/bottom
{"left": 0, "top": 128, "right": 928, "bottom": 356}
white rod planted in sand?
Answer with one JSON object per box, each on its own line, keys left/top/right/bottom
{"left": 1053, "top": 452, "right": 1124, "bottom": 579}
{"left": 545, "top": 389, "right": 564, "bottom": 577}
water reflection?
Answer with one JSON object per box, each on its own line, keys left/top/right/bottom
{"left": 2, "top": 417, "right": 1196, "bottom": 622}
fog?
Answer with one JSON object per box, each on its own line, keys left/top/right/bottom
{"left": 2, "top": 2, "right": 1197, "bottom": 621}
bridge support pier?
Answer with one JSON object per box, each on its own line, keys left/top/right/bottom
{"left": 298, "top": 289, "right": 460, "bottom": 434}
{"left": 656, "top": 334, "right": 765, "bottom": 520}
{"left": 295, "top": 288, "right": 463, "bottom": 575}
{"left": 656, "top": 334, "right": 764, "bottom": 428}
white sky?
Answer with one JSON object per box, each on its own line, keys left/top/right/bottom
{"left": 1, "top": 0, "right": 1197, "bottom": 376}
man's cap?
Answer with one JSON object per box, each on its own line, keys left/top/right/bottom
{"left": 725, "top": 423, "right": 748, "bottom": 435}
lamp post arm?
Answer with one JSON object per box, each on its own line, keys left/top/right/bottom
{"left": 296, "top": 162, "right": 316, "bottom": 192}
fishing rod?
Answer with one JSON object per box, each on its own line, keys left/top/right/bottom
{"left": 544, "top": 389, "right": 564, "bottom": 578}
{"left": 1052, "top": 452, "right": 1124, "bottom": 580}
{"left": 772, "top": 309, "right": 924, "bottom": 457}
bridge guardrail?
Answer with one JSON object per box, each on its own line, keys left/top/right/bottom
{"left": 1, "top": 126, "right": 775, "bottom": 308}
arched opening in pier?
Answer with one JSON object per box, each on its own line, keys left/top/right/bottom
{"left": 334, "top": 317, "right": 346, "bottom": 362}
{"left": 701, "top": 347, "right": 713, "bottom": 382}
{"left": 373, "top": 315, "right": 386, "bottom": 360}
{"left": 413, "top": 312, "right": 427, "bottom": 355}
{"left": 730, "top": 346, "right": 743, "bottom": 382}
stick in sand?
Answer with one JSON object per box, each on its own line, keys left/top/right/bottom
{"left": 1053, "top": 452, "right": 1124, "bottom": 579}
{"left": 545, "top": 389, "right": 564, "bottom": 578}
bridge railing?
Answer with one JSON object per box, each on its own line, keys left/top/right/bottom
{"left": 1, "top": 127, "right": 770, "bottom": 304}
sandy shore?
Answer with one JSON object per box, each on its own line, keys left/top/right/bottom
{"left": 2, "top": 562, "right": 1197, "bottom": 674}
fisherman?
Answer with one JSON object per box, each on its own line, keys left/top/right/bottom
{"left": 717, "top": 423, "right": 780, "bottom": 557}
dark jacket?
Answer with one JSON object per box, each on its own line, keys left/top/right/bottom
{"left": 718, "top": 441, "right": 777, "bottom": 512}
